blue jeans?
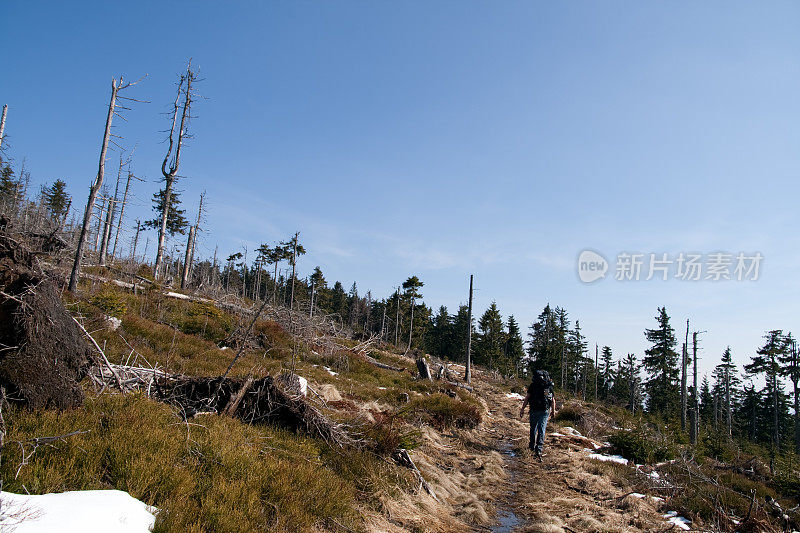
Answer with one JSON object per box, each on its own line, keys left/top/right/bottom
{"left": 529, "top": 409, "right": 550, "bottom": 454}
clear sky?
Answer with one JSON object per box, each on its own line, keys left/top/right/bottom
{"left": 2, "top": 1, "right": 799, "bottom": 380}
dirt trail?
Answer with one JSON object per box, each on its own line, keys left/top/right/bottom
{"left": 410, "top": 380, "right": 673, "bottom": 533}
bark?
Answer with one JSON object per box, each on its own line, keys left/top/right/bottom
{"left": 69, "top": 78, "right": 118, "bottom": 292}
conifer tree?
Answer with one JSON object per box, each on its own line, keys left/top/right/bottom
{"left": 475, "top": 302, "right": 505, "bottom": 371}
{"left": 613, "top": 353, "right": 642, "bottom": 413}
{"left": 429, "top": 306, "right": 453, "bottom": 360}
{"left": 41, "top": 179, "right": 71, "bottom": 221}
{"left": 712, "top": 346, "right": 741, "bottom": 436}
{"left": 600, "top": 346, "right": 614, "bottom": 400}
{"left": 402, "top": 276, "right": 424, "bottom": 351}
{"left": 568, "top": 320, "right": 588, "bottom": 395}
{"left": 777, "top": 333, "right": 799, "bottom": 454}
{"left": 330, "top": 281, "right": 347, "bottom": 318}
{"left": 745, "top": 330, "right": 791, "bottom": 448}
{"left": 505, "top": 315, "right": 525, "bottom": 377}
{"left": 642, "top": 307, "right": 680, "bottom": 417}
{"left": 145, "top": 188, "right": 188, "bottom": 236}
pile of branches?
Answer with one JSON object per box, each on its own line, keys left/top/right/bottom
{"left": 92, "top": 362, "right": 353, "bottom": 448}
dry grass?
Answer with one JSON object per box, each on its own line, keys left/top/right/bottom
{"left": 1, "top": 393, "right": 371, "bottom": 532}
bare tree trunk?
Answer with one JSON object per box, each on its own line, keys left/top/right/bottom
{"left": 131, "top": 220, "right": 142, "bottom": 260}
{"left": 682, "top": 319, "right": 689, "bottom": 432}
{"left": 180, "top": 225, "right": 195, "bottom": 289}
{"left": 0, "top": 104, "right": 7, "bottom": 150}
{"left": 465, "top": 274, "right": 473, "bottom": 383}
{"left": 181, "top": 192, "right": 203, "bottom": 290}
{"left": 112, "top": 170, "right": 140, "bottom": 261}
{"left": 100, "top": 155, "right": 124, "bottom": 265}
{"left": 690, "top": 332, "right": 698, "bottom": 445}
{"left": 594, "top": 343, "right": 599, "bottom": 400}
{"left": 406, "top": 296, "right": 415, "bottom": 352}
{"left": 93, "top": 196, "right": 106, "bottom": 252}
{"left": 69, "top": 78, "right": 119, "bottom": 292}
{"left": 155, "top": 61, "right": 194, "bottom": 280}
{"left": 792, "top": 340, "right": 799, "bottom": 455}
{"left": 394, "top": 288, "right": 400, "bottom": 346}
{"left": 289, "top": 232, "right": 298, "bottom": 310}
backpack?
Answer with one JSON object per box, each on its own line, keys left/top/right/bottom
{"left": 527, "top": 370, "right": 554, "bottom": 412}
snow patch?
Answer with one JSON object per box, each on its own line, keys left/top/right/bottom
{"left": 561, "top": 426, "right": 583, "bottom": 437}
{"left": 323, "top": 366, "right": 338, "bottom": 376}
{"left": 587, "top": 453, "right": 629, "bottom": 465}
{"left": 0, "top": 490, "right": 157, "bottom": 532}
{"left": 297, "top": 375, "right": 308, "bottom": 396}
{"left": 662, "top": 511, "right": 690, "bottom": 530}
{"left": 505, "top": 393, "right": 524, "bottom": 400}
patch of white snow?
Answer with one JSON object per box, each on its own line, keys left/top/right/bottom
{"left": 0, "top": 490, "right": 157, "bottom": 532}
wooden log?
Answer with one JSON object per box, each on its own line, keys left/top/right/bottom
{"left": 223, "top": 375, "right": 254, "bottom": 416}
{"left": 365, "top": 355, "right": 406, "bottom": 372}
{"left": 392, "top": 448, "right": 438, "bottom": 502}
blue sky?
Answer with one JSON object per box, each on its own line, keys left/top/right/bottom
{"left": 2, "top": 1, "right": 799, "bottom": 379}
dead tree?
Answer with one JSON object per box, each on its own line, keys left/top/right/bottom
{"left": 681, "top": 318, "right": 689, "bottom": 432}
{"left": 111, "top": 170, "right": 142, "bottom": 260}
{"left": 68, "top": 75, "right": 145, "bottom": 291}
{"left": 154, "top": 61, "right": 196, "bottom": 281}
{"left": 465, "top": 274, "right": 473, "bottom": 383}
{"left": 0, "top": 104, "right": 7, "bottom": 150}
{"left": 99, "top": 154, "right": 124, "bottom": 265}
{"left": 69, "top": 78, "right": 119, "bottom": 291}
{"left": 180, "top": 192, "right": 203, "bottom": 290}
{"left": 690, "top": 331, "right": 699, "bottom": 445}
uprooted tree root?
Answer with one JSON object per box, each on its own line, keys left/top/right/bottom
{"left": 0, "top": 233, "right": 92, "bottom": 409}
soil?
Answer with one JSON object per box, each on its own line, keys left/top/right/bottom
{"left": 0, "top": 233, "right": 91, "bottom": 409}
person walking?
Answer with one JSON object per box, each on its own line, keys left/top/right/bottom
{"left": 519, "top": 369, "right": 556, "bottom": 461}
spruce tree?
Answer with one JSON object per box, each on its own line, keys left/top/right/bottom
{"left": 145, "top": 188, "right": 188, "bottom": 236}
{"left": 41, "top": 179, "right": 71, "bottom": 220}
{"left": 745, "top": 330, "right": 791, "bottom": 449}
{"left": 777, "top": 333, "right": 799, "bottom": 454}
{"left": 505, "top": 315, "right": 525, "bottom": 377}
{"left": 600, "top": 346, "right": 614, "bottom": 400}
{"left": 712, "top": 346, "right": 741, "bottom": 436}
{"left": 475, "top": 302, "right": 505, "bottom": 371}
{"left": 642, "top": 307, "right": 680, "bottom": 417}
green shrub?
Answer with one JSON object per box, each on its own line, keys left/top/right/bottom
{"left": 554, "top": 404, "right": 583, "bottom": 423}
{"left": 171, "top": 302, "right": 234, "bottom": 342}
{"left": 91, "top": 289, "right": 128, "bottom": 316}
{"left": 607, "top": 427, "right": 676, "bottom": 464}
{"left": 402, "top": 393, "right": 482, "bottom": 430}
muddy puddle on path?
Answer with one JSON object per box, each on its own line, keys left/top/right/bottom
{"left": 491, "top": 441, "right": 524, "bottom": 533}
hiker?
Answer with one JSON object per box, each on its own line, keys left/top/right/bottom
{"left": 519, "top": 369, "right": 556, "bottom": 461}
